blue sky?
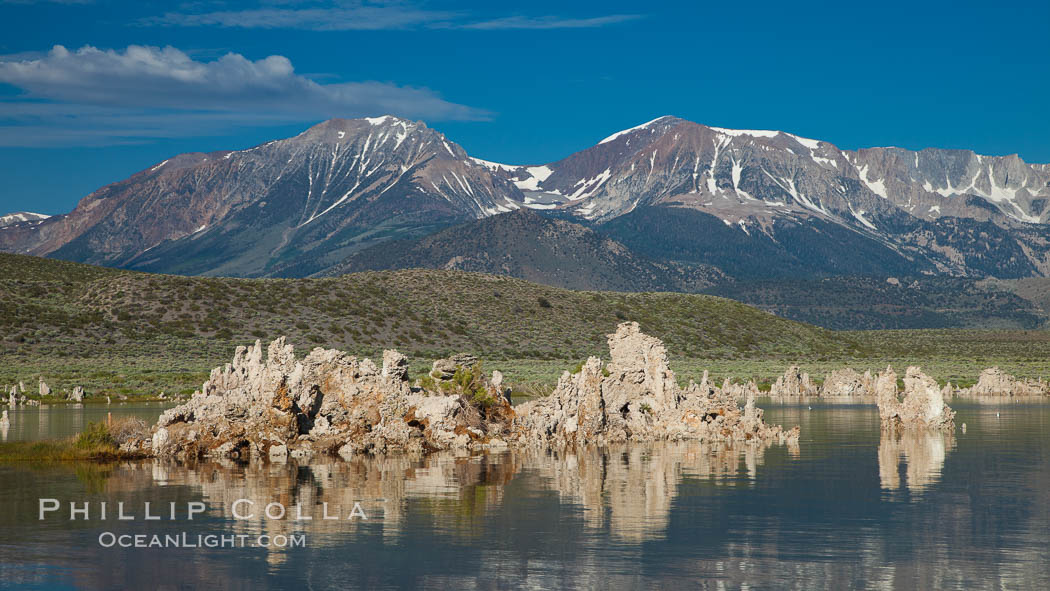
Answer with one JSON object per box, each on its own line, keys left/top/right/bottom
{"left": 1, "top": 0, "right": 1047, "bottom": 214}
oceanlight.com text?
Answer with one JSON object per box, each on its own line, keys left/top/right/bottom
{"left": 97, "top": 532, "right": 307, "bottom": 549}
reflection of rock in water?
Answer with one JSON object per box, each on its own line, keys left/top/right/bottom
{"left": 878, "top": 429, "right": 956, "bottom": 492}
{"left": 141, "top": 452, "right": 522, "bottom": 543}
{"left": 103, "top": 440, "right": 796, "bottom": 552}
{"left": 524, "top": 441, "right": 787, "bottom": 542}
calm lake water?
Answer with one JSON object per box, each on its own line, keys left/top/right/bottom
{"left": 0, "top": 403, "right": 175, "bottom": 443}
{"left": 0, "top": 402, "right": 1047, "bottom": 589}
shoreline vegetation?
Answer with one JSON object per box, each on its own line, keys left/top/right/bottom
{"left": 0, "top": 418, "right": 150, "bottom": 462}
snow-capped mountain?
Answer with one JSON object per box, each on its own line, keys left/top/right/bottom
{"left": 479, "top": 116, "right": 1050, "bottom": 277}
{"left": 0, "top": 116, "right": 525, "bottom": 276}
{"left": 489, "top": 115, "right": 1049, "bottom": 226}
{"left": 2, "top": 115, "right": 1049, "bottom": 279}
{"left": 0, "top": 211, "right": 49, "bottom": 228}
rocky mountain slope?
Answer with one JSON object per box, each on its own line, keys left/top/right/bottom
{"left": 502, "top": 116, "right": 1049, "bottom": 225}
{"left": 3, "top": 115, "right": 1049, "bottom": 282}
{"left": 0, "top": 117, "right": 524, "bottom": 277}
{"left": 328, "top": 208, "right": 724, "bottom": 292}
{"left": 489, "top": 116, "right": 1050, "bottom": 278}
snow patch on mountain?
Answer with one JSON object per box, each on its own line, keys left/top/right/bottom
{"left": 710, "top": 127, "right": 779, "bottom": 139}
{"left": 855, "top": 164, "right": 888, "bottom": 199}
{"left": 365, "top": 115, "right": 396, "bottom": 126}
{"left": 598, "top": 116, "right": 674, "bottom": 145}
{"left": 469, "top": 158, "right": 553, "bottom": 191}
{"left": 0, "top": 211, "right": 50, "bottom": 228}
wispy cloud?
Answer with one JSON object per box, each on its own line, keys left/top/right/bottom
{"left": 458, "top": 14, "right": 641, "bottom": 30}
{"left": 145, "top": 4, "right": 463, "bottom": 31}
{"left": 0, "top": 44, "right": 487, "bottom": 146}
{"left": 142, "top": 1, "right": 640, "bottom": 31}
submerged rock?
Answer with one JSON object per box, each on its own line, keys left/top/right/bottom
{"left": 876, "top": 366, "right": 955, "bottom": 431}
{"left": 512, "top": 323, "right": 798, "bottom": 448}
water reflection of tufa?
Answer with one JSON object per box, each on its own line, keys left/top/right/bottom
{"left": 110, "top": 440, "right": 796, "bottom": 550}
{"left": 878, "top": 429, "right": 956, "bottom": 492}
{"left": 526, "top": 440, "right": 789, "bottom": 542}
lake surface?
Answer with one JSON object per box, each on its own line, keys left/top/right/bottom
{"left": 0, "top": 402, "right": 1047, "bottom": 589}
{"left": 0, "top": 403, "right": 175, "bottom": 443}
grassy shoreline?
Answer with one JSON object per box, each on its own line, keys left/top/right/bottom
{"left": 0, "top": 421, "right": 150, "bottom": 462}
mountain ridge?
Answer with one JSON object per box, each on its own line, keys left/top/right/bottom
{"left": 3, "top": 114, "right": 1049, "bottom": 281}
{"left": 326, "top": 208, "right": 726, "bottom": 292}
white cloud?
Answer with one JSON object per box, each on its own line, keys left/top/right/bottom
{"left": 0, "top": 44, "right": 487, "bottom": 146}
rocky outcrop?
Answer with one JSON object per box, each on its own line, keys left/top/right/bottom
{"left": 38, "top": 379, "right": 50, "bottom": 397}
{"left": 957, "top": 367, "right": 1048, "bottom": 397}
{"left": 769, "top": 366, "right": 818, "bottom": 397}
{"left": 429, "top": 354, "right": 478, "bottom": 380}
{"left": 144, "top": 323, "right": 797, "bottom": 460}
{"left": 820, "top": 368, "right": 875, "bottom": 397}
{"left": 720, "top": 377, "right": 761, "bottom": 400}
{"left": 876, "top": 366, "right": 955, "bottom": 431}
{"left": 147, "top": 338, "right": 513, "bottom": 460}
{"left": 512, "top": 323, "right": 798, "bottom": 447}
{"left": 70, "top": 386, "right": 84, "bottom": 403}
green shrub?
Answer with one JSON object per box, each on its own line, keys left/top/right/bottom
{"left": 75, "top": 422, "right": 114, "bottom": 450}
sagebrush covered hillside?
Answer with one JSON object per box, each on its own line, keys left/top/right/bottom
{"left": 1, "top": 252, "right": 852, "bottom": 361}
